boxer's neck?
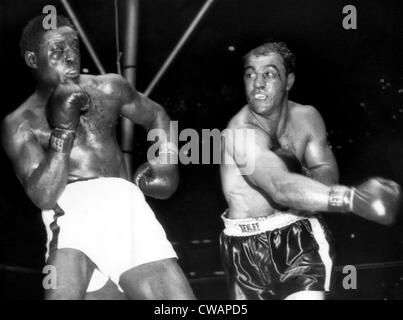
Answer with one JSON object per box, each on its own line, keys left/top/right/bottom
{"left": 35, "top": 75, "right": 82, "bottom": 102}
{"left": 35, "top": 82, "right": 54, "bottom": 99}
{"left": 250, "top": 97, "right": 289, "bottom": 139}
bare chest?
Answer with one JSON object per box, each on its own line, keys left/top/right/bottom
{"left": 74, "top": 85, "right": 121, "bottom": 143}
{"left": 34, "top": 85, "right": 122, "bottom": 149}
{"left": 277, "top": 124, "right": 310, "bottom": 161}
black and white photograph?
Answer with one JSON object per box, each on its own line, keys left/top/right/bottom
{"left": 1, "top": 0, "right": 403, "bottom": 304}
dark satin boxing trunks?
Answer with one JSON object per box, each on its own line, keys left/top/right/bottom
{"left": 220, "top": 211, "right": 334, "bottom": 299}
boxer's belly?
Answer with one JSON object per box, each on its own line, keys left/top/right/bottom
{"left": 221, "top": 165, "right": 277, "bottom": 219}
{"left": 68, "top": 141, "right": 128, "bottom": 182}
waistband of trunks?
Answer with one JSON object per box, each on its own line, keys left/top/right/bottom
{"left": 66, "top": 176, "right": 131, "bottom": 185}
{"left": 221, "top": 210, "right": 306, "bottom": 237}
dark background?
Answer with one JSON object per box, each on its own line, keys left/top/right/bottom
{"left": 1, "top": 0, "right": 403, "bottom": 299}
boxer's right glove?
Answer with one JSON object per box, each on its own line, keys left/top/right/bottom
{"left": 328, "top": 178, "right": 402, "bottom": 225}
{"left": 47, "top": 82, "right": 90, "bottom": 153}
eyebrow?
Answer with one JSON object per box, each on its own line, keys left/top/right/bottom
{"left": 47, "top": 38, "right": 67, "bottom": 47}
{"left": 47, "top": 37, "right": 79, "bottom": 47}
{"left": 244, "top": 64, "right": 281, "bottom": 73}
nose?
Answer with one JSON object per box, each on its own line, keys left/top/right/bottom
{"left": 254, "top": 74, "right": 265, "bottom": 90}
{"left": 65, "top": 49, "right": 77, "bottom": 65}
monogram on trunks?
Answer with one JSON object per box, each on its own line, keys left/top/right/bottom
{"left": 238, "top": 222, "right": 261, "bottom": 233}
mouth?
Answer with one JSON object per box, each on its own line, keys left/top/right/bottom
{"left": 64, "top": 69, "right": 80, "bottom": 78}
{"left": 253, "top": 92, "right": 267, "bottom": 101}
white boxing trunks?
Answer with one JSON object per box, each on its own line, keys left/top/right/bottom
{"left": 42, "top": 177, "right": 177, "bottom": 292}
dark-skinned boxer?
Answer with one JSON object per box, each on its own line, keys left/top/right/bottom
{"left": 220, "top": 41, "right": 401, "bottom": 300}
{"left": 2, "top": 15, "right": 195, "bottom": 300}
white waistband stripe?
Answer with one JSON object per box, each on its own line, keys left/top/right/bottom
{"left": 222, "top": 212, "right": 305, "bottom": 237}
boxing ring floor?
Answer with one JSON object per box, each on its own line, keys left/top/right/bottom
{"left": 1, "top": 254, "right": 403, "bottom": 299}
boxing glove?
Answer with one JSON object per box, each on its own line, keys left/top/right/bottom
{"left": 47, "top": 82, "right": 90, "bottom": 153}
{"left": 328, "top": 177, "right": 402, "bottom": 225}
{"left": 133, "top": 161, "right": 179, "bottom": 200}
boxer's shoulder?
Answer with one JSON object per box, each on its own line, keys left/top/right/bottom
{"left": 82, "top": 73, "right": 130, "bottom": 97}
{"left": 2, "top": 110, "right": 20, "bottom": 142}
{"left": 227, "top": 105, "right": 255, "bottom": 129}
{"left": 289, "top": 101, "right": 321, "bottom": 118}
{"left": 2, "top": 95, "right": 44, "bottom": 134}
{"left": 92, "top": 73, "right": 125, "bottom": 85}
{"left": 2, "top": 101, "right": 41, "bottom": 153}
{"left": 288, "top": 101, "right": 324, "bottom": 127}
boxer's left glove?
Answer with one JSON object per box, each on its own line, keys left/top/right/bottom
{"left": 47, "top": 82, "right": 91, "bottom": 153}
{"left": 133, "top": 161, "right": 179, "bottom": 200}
{"left": 328, "top": 177, "right": 402, "bottom": 225}
{"left": 134, "top": 141, "right": 179, "bottom": 199}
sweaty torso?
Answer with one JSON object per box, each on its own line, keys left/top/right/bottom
{"left": 28, "top": 74, "right": 127, "bottom": 182}
{"left": 221, "top": 101, "right": 312, "bottom": 219}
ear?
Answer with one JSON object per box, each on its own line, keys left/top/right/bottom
{"left": 286, "top": 72, "right": 295, "bottom": 91}
{"left": 24, "top": 51, "right": 37, "bottom": 69}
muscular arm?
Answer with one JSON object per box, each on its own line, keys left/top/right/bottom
{"left": 224, "top": 127, "right": 346, "bottom": 214}
{"left": 2, "top": 118, "right": 69, "bottom": 210}
{"left": 304, "top": 107, "right": 338, "bottom": 186}
{"left": 119, "top": 78, "right": 171, "bottom": 144}
{"left": 117, "top": 76, "right": 178, "bottom": 198}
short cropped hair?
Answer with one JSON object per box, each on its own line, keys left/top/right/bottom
{"left": 243, "top": 41, "right": 296, "bottom": 75}
{"left": 19, "top": 14, "right": 76, "bottom": 58}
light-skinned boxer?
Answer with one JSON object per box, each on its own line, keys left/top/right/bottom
{"left": 220, "top": 41, "right": 401, "bottom": 300}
